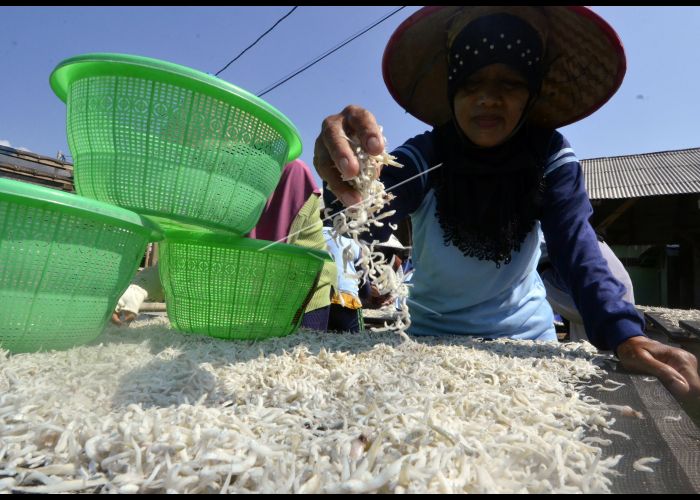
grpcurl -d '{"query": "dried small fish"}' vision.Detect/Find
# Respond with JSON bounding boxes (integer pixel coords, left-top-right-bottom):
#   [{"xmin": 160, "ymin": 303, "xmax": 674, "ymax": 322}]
[
  {"xmin": 581, "ymin": 437, "xmax": 612, "ymax": 446},
  {"xmin": 0, "ymin": 318, "xmax": 644, "ymax": 494},
  {"xmin": 588, "ymin": 384, "xmax": 624, "ymax": 392},
  {"xmin": 663, "ymin": 415, "xmax": 682, "ymax": 422},
  {"xmin": 602, "ymin": 428, "xmax": 631, "ymax": 440},
  {"xmin": 603, "ymin": 404, "xmax": 644, "ymax": 419},
  {"xmin": 11, "ymin": 478, "xmax": 107, "ymax": 494},
  {"xmin": 632, "ymin": 457, "xmax": 660, "ymax": 473},
  {"xmin": 349, "ymin": 434, "xmax": 369, "ymax": 461}
]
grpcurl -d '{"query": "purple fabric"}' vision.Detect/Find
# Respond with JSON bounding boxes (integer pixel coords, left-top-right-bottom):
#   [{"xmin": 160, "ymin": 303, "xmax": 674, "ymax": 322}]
[
  {"xmin": 300, "ymin": 305, "xmax": 330, "ymax": 331},
  {"xmin": 247, "ymin": 159, "xmax": 321, "ymax": 243}
]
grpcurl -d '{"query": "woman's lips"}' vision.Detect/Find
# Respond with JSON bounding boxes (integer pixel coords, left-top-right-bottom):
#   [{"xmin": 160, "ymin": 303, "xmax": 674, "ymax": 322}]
[{"xmin": 473, "ymin": 116, "xmax": 502, "ymax": 128}]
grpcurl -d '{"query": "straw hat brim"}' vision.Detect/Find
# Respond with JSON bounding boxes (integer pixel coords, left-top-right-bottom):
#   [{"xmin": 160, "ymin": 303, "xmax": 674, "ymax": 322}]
[{"xmin": 382, "ymin": 6, "xmax": 626, "ymax": 129}]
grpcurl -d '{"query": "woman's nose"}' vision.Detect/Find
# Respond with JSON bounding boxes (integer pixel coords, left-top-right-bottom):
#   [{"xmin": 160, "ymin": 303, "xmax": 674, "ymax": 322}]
[{"xmin": 477, "ymin": 89, "xmax": 501, "ymax": 106}]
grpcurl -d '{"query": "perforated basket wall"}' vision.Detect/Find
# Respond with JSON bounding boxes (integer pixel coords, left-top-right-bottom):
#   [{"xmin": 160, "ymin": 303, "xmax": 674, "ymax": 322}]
[
  {"xmin": 159, "ymin": 236, "xmax": 326, "ymax": 340},
  {"xmin": 66, "ymin": 75, "xmax": 290, "ymax": 234},
  {"xmin": 0, "ymin": 197, "xmax": 151, "ymax": 353}
]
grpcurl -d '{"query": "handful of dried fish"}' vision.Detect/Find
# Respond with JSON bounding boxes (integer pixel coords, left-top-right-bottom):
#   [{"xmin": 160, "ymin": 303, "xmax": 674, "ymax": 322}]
[
  {"xmin": 324, "ymin": 128, "xmax": 411, "ymax": 339},
  {"xmin": 0, "ymin": 317, "xmax": 638, "ymax": 493}
]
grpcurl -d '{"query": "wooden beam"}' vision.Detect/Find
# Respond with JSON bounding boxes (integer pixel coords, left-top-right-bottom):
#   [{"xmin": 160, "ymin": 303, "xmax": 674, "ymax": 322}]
[
  {"xmin": 645, "ymin": 312, "xmax": 698, "ymax": 342},
  {"xmin": 595, "ymin": 198, "xmax": 638, "ymax": 233}
]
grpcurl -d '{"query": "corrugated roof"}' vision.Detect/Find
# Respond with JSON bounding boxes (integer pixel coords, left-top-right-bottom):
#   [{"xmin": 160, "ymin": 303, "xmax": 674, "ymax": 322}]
[{"xmin": 581, "ymin": 147, "xmax": 700, "ymax": 200}]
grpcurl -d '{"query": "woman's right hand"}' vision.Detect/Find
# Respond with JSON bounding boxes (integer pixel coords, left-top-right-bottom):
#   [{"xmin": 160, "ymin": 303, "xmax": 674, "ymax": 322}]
[{"xmin": 313, "ymin": 105, "xmax": 386, "ymax": 207}]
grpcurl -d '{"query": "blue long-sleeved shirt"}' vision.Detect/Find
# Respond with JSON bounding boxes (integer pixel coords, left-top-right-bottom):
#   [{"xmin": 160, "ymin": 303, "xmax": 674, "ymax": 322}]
[{"xmin": 323, "ymin": 130, "xmax": 645, "ymax": 351}]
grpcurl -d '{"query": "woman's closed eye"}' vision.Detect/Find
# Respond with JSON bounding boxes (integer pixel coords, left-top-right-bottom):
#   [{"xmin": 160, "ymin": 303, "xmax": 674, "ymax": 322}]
[
  {"xmin": 462, "ymin": 81, "xmax": 482, "ymax": 93},
  {"xmin": 461, "ymin": 79, "xmax": 527, "ymax": 95}
]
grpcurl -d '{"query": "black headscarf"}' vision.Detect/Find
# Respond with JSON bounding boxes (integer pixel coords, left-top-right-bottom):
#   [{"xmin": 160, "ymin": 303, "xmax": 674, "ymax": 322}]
[{"xmin": 432, "ymin": 13, "xmax": 554, "ymax": 267}]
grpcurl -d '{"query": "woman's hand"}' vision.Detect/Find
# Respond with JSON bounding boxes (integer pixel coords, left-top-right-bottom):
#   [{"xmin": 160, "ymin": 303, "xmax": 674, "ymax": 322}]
[
  {"xmin": 313, "ymin": 105, "xmax": 385, "ymax": 207},
  {"xmin": 616, "ymin": 335, "xmax": 700, "ymax": 401}
]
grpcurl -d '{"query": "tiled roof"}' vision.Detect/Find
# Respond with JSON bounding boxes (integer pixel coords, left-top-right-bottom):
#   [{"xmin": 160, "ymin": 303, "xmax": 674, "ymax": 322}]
[
  {"xmin": 0, "ymin": 145, "xmax": 74, "ymax": 191},
  {"xmin": 2, "ymin": 143, "xmax": 699, "ymax": 200}
]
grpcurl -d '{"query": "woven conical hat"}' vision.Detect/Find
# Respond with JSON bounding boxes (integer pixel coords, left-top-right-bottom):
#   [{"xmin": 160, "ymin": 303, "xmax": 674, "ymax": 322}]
[{"xmin": 382, "ymin": 6, "xmax": 626, "ymax": 128}]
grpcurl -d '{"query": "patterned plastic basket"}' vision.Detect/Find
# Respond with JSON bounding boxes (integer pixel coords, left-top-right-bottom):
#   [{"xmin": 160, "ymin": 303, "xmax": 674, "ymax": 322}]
[
  {"xmin": 49, "ymin": 52, "xmax": 303, "ymax": 235},
  {"xmin": 0, "ymin": 178, "xmax": 162, "ymax": 353},
  {"xmin": 159, "ymin": 230, "xmax": 332, "ymax": 340}
]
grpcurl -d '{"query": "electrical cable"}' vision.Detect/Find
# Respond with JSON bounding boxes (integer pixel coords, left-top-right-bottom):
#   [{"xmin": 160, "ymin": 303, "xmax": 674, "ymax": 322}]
[
  {"xmin": 215, "ymin": 6, "xmax": 298, "ymax": 77},
  {"xmin": 257, "ymin": 6, "xmax": 405, "ymax": 97}
]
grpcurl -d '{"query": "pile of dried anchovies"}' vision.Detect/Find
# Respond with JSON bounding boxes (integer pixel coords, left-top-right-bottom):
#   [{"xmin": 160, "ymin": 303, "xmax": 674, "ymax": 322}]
[{"xmin": 0, "ymin": 317, "xmax": 643, "ymax": 494}]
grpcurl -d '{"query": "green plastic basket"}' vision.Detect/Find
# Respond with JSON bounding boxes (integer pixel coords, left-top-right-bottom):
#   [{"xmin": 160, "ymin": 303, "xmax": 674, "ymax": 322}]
[
  {"xmin": 0, "ymin": 178, "xmax": 162, "ymax": 353},
  {"xmin": 159, "ymin": 230, "xmax": 332, "ymax": 340},
  {"xmin": 49, "ymin": 52, "xmax": 303, "ymax": 235}
]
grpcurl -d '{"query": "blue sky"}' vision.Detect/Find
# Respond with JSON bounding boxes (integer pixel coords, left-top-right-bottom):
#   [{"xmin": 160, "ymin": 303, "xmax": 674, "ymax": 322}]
[{"xmin": 2, "ymin": 6, "xmax": 700, "ymax": 186}]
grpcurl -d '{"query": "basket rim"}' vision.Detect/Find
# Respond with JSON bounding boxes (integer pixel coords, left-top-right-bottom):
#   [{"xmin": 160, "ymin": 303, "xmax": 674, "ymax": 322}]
[
  {"xmin": 163, "ymin": 229, "xmax": 333, "ymax": 262},
  {"xmin": 49, "ymin": 52, "xmax": 303, "ymax": 163},
  {"xmin": 0, "ymin": 178, "xmax": 163, "ymax": 241}
]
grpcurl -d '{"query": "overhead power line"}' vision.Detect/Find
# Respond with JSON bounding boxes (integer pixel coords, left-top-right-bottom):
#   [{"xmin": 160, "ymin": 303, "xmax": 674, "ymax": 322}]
[
  {"xmin": 257, "ymin": 6, "xmax": 406, "ymax": 98},
  {"xmin": 215, "ymin": 6, "xmax": 299, "ymax": 77}
]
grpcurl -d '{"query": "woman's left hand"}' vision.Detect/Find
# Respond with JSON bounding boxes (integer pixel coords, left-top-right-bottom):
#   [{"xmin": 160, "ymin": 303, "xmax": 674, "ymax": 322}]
[{"xmin": 616, "ymin": 335, "xmax": 700, "ymax": 401}]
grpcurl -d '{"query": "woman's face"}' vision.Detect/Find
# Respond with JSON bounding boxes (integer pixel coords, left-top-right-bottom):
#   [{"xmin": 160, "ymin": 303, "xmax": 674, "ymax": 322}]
[{"xmin": 453, "ymin": 64, "xmax": 530, "ymax": 147}]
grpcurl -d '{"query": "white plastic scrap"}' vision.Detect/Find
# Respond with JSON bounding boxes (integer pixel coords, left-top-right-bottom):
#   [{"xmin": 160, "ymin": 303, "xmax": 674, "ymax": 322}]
[
  {"xmin": 0, "ymin": 318, "xmax": 643, "ymax": 493},
  {"xmin": 324, "ymin": 128, "xmax": 411, "ymax": 340}
]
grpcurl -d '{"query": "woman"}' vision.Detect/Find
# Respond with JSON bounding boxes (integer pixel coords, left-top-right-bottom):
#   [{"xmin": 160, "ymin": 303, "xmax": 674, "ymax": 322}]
[{"xmin": 314, "ymin": 6, "xmax": 699, "ymax": 399}]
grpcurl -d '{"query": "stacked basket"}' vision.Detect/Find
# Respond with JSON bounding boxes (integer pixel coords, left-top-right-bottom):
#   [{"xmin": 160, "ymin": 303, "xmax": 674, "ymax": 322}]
[
  {"xmin": 0, "ymin": 53, "xmax": 329, "ymax": 353},
  {"xmin": 0, "ymin": 178, "xmax": 161, "ymax": 352}
]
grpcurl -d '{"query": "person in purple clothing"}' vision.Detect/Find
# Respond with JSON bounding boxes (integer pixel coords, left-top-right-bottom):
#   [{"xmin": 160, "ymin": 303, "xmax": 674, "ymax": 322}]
[
  {"xmin": 113, "ymin": 159, "xmax": 337, "ymax": 331},
  {"xmin": 313, "ymin": 6, "xmax": 700, "ymax": 400}
]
